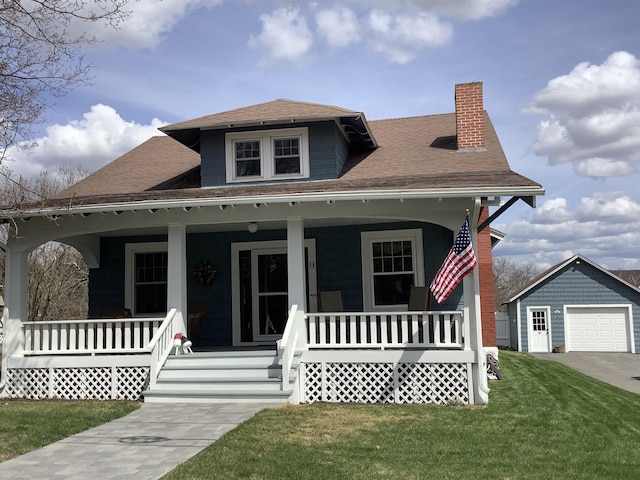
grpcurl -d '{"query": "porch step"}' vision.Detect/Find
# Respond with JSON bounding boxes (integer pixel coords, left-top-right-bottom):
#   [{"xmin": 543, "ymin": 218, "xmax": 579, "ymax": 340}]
[{"xmin": 143, "ymin": 350, "xmax": 299, "ymax": 404}]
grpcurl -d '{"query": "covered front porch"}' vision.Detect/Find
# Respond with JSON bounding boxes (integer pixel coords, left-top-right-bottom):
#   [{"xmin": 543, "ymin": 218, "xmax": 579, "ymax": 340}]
[
  {"xmin": 6, "ymin": 304, "xmax": 475, "ymax": 404},
  {"xmin": 1, "ymin": 195, "xmax": 489, "ymax": 404}
]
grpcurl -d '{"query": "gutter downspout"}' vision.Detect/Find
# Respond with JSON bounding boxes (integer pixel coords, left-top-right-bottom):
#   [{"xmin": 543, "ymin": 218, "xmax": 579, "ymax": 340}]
[{"xmin": 0, "ymin": 240, "xmax": 7, "ymax": 393}]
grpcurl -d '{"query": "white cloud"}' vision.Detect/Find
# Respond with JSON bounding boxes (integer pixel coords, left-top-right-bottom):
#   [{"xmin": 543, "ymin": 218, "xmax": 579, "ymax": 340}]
[
  {"xmin": 76, "ymin": 0, "xmax": 225, "ymax": 49},
  {"xmin": 366, "ymin": 10, "xmax": 453, "ymax": 64},
  {"xmin": 422, "ymin": 0, "xmax": 518, "ymax": 20},
  {"xmin": 529, "ymin": 197, "xmax": 571, "ymax": 223},
  {"xmin": 576, "ymin": 192, "xmax": 640, "ymax": 221},
  {"xmin": 494, "ymin": 193, "xmax": 640, "ymax": 269},
  {"xmin": 248, "ymin": 8, "xmax": 314, "ymax": 66},
  {"xmin": 310, "ymin": 1, "xmax": 518, "ymax": 21},
  {"xmin": 528, "ymin": 51, "xmax": 640, "ymax": 178},
  {"xmin": 574, "ymin": 158, "xmax": 635, "ymax": 177},
  {"xmin": 316, "ymin": 7, "xmax": 361, "ymax": 48},
  {"xmin": 251, "ymin": 1, "xmax": 514, "ymax": 66},
  {"xmin": 5, "ymin": 105, "xmax": 166, "ymax": 178}
]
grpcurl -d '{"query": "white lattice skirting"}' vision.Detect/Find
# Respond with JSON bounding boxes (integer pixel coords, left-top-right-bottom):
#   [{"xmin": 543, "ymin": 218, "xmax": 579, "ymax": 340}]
[
  {"xmin": 303, "ymin": 362, "xmax": 469, "ymax": 404},
  {"xmin": 5, "ymin": 367, "xmax": 149, "ymax": 400}
]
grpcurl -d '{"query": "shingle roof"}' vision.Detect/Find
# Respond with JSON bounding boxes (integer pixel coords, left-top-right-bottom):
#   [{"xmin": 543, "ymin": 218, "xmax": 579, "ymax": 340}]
[
  {"xmin": 160, "ymin": 99, "xmax": 360, "ymax": 132},
  {"xmin": 23, "ymin": 102, "xmax": 541, "ymax": 212},
  {"xmin": 54, "ymin": 136, "xmax": 200, "ymax": 198}
]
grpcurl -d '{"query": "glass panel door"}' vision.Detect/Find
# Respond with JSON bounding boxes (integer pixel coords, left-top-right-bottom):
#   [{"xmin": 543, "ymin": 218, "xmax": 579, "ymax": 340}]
[{"xmin": 252, "ymin": 249, "xmax": 288, "ymax": 341}]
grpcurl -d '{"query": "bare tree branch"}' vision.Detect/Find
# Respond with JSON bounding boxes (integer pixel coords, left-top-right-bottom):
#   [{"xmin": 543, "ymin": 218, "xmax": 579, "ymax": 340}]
[
  {"xmin": 0, "ymin": 0, "xmax": 131, "ymax": 162},
  {"xmin": 0, "ymin": 164, "xmax": 91, "ymax": 320},
  {"xmin": 493, "ymin": 257, "xmax": 542, "ymax": 312}
]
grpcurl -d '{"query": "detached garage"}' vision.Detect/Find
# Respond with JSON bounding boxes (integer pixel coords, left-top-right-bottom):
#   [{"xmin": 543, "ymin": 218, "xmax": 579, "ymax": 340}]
[{"xmin": 506, "ymin": 255, "xmax": 640, "ymax": 354}]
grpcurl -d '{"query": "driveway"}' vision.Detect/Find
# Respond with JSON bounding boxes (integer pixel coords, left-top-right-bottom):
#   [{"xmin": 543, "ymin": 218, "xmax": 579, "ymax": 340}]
[{"xmin": 530, "ymin": 352, "xmax": 640, "ymax": 395}]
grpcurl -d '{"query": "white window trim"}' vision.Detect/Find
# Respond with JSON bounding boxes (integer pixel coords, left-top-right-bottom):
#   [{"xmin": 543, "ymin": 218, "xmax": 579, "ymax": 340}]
[
  {"xmin": 361, "ymin": 229, "xmax": 424, "ymax": 311},
  {"xmin": 124, "ymin": 242, "xmax": 168, "ymax": 316},
  {"xmin": 225, "ymin": 127, "xmax": 309, "ymax": 183}
]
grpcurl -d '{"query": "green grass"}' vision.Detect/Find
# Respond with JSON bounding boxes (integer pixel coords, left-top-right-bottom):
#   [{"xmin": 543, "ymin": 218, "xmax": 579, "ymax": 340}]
[
  {"xmin": 164, "ymin": 352, "xmax": 640, "ymax": 480},
  {"xmin": 0, "ymin": 399, "xmax": 140, "ymax": 462}
]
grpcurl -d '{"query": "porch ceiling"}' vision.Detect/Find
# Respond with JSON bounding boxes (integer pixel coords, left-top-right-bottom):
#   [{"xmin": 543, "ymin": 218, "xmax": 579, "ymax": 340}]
[{"xmin": 97, "ymin": 217, "xmax": 404, "ymax": 237}]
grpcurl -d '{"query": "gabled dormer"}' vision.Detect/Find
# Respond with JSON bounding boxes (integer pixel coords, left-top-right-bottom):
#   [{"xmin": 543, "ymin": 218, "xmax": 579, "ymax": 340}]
[{"xmin": 159, "ymin": 99, "xmax": 377, "ymax": 187}]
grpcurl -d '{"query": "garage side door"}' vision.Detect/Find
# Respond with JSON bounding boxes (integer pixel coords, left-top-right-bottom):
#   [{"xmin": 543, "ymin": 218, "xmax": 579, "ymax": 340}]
[{"xmin": 567, "ymin": 306, "xmax": 629, "ymax": 352}]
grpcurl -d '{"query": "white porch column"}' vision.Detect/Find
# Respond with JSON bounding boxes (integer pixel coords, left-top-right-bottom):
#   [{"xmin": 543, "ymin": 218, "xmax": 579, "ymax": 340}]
[
  {"xmin": 3, "ymin": 250, "xmax": 29, "ymax": 364},
  {"xmin": 167, "ymin": 223, "xmax": 187, "ymax": 334},
  {"xmin": 287, "ymin": 218, "xmax": 307, "ymax": 312},
  {"xmin": 464, "ymin": 246, "xmax": 490, "ymax": 405}
]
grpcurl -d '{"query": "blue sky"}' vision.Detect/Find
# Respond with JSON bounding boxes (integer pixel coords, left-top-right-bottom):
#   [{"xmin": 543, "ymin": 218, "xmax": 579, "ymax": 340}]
[{"xmin": 7, "ymin": 0, "xmax": 640, "ymax": 270}]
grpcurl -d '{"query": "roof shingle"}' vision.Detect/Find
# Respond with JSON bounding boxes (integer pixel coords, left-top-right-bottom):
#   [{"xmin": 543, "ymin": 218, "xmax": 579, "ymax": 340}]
[{"xmin": 34, "ymin": 101, "xmax": 541, "ymax": 212}]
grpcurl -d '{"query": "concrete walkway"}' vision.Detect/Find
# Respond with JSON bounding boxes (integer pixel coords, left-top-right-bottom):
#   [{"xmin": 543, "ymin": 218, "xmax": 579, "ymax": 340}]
[
  {"xmin": 0, "ymin": 402, "xmax": 275, "ymax": 480},
  {"xmin": 531, "ymin": 352, "xmax": 640, "ymax": 395}
]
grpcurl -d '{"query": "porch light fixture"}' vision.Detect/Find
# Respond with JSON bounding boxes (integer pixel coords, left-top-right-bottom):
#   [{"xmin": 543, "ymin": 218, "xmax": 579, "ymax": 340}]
[{"xmin": 248, "ymin": 222, "xmax": 258, "ymax": 234}]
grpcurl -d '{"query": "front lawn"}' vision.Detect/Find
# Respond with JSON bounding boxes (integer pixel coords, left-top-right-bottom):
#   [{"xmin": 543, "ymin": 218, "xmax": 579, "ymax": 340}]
[
  {"xmin": 0, "ymin": 399, "xmax": 140, "ymax": 462},
  {"xmin": 165, "ymin": 351, "xmax": 640, "ymax": 480}
]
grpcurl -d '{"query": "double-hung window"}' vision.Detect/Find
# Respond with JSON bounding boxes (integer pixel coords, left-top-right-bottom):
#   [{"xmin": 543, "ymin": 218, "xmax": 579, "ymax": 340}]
[
  {"xmin": 226, "ymin": 127, "xmax": 309, "ymax": 182},
  {"xmin": 235, "ymin": 140, "xmax": 261, "ymax": 177},
  {"xmin": 273, "ymin": 137, "xmax": 301, "ymax": 174},
  {"xmin": 361, "ymin": 229, "xmax": 424, "ymax": 310},
  {"xmin": 125, "ymin": 242, "xmax": 168, "ymax": 315}
]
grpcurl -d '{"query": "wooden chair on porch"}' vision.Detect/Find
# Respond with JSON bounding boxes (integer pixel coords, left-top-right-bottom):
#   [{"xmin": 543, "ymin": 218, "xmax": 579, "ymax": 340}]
[
  {"xmin": 408, "ymin": 286, "xmax": 431, "ymax": 344},
  {"xmin": 187, "ymin": 305, "xmax": 208, "ymax": 344},
  {"xmin": 408, "ymin": 286, "xmax": 429, "ymax": 311},
  {"xmin": 318, "ymin": 291, "xmax": 344, "ymax": 312},
  {"xmin": 97, "ymin": 307, "xmax": 132, "ymax": 318}
]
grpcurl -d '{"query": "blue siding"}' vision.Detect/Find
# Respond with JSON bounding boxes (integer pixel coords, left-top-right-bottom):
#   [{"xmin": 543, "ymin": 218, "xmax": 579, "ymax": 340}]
[
  {"xmin": 307, "ymin": 122, "xmax": 348, "ymax": 180},
  {"xmin": 186, "ymin": 228, "xmax": 286, "ymax": 346},
  {"xmin": 89, "ymin": 222, "xmax": 456, "ymax": 347},
  {"xmin": 199, "ymin": 121, "xmax": 349, "ymax": 187},
  {"xmin": 200, "ymin": 131, "xmax": 225, "ymax": 186},
  {"xmin": 510, "ymin": 259, "xmax": 640, "ymax": 352},
  {"xmin": 88, "ymin": 235, "xmax": 167, "ymax": 318},
  {"xmin": 307, "ymin": 222, "xmax": 453, "ymax": 311}
]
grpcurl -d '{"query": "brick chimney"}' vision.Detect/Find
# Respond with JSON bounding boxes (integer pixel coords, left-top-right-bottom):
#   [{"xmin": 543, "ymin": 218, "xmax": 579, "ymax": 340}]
[{"xmin": 455, "ymin": 82, "xmax": 485, "ymax": 151}]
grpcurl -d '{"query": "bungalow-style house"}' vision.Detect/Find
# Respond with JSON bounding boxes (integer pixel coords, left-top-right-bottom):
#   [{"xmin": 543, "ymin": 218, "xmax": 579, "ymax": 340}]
[
  {"xmin": 0, "ymin": 82, "xmax": 543, "ymax": 404},
  {"xmin": 506, "ymin": 254, "xmax": 640, "ymax": 353}
]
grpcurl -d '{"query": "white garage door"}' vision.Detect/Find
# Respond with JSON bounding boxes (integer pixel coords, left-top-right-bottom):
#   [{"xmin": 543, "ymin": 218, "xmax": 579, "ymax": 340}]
[{"xmin": 567, "ymin": 306, "xmax": 630, "ymax": 352}]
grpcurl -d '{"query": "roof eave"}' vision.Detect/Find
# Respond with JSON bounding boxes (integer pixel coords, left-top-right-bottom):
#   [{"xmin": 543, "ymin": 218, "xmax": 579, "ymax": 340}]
[
  {"xmin": 160, "ymin": 113, "xmax": 378, "ymax": 150},
  {"xmin": 2, "ymin": 185, "xmax": 545, "ymax": 219}
]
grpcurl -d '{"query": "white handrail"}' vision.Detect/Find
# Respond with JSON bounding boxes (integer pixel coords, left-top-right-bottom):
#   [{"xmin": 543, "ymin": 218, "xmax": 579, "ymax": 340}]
[
  {"xmin": 148, "ymin": 308, "xmax": 178, "ymax": 389},
  {"xmin": 305, "ymin": 310, "xmax": 463, "ymax": 349},
  {"xmin": 278, "ymin": 304, "xmax": 305, "ymax": 391}
]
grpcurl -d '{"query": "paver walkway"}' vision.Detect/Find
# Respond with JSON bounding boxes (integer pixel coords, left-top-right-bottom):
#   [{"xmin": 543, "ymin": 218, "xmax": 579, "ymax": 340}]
[{"xmin": 0, "ymin": 402, "xmax": 275, "ymax": 480}]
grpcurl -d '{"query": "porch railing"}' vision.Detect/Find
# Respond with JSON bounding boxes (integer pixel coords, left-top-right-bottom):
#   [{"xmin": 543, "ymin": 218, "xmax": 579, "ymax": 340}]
[
  {"xmin": 148, "ymin": 308, "xmax": 178, "ymax": 389},
  {"xmin": 22, "ymin": 315, "xmax": 166, "ymax": 355},
  {"xmin": 277, "ymin": 304, "xmax": 305, "ymax": 391},
  {"xmin": 305, "ymin": 311, "xmax": 464, "ymax": 349}
]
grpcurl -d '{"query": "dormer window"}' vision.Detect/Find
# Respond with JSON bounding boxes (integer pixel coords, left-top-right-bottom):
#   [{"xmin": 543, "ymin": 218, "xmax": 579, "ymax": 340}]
[
  {"xmin": 225, "ymin": 127, "xmax": 309, "ymax": 182},
  {"xmin": 235, "ymin": 140, "xmax": 261, "ymax": 177}
]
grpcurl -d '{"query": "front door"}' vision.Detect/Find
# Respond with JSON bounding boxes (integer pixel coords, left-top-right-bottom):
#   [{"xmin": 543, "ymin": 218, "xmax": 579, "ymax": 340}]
[
  {"xmin": 253, "ymin": 249, "xmax": 288, "ymax": 341},
  {"xmin": 529, "ymin": 308, "xmax": 551, "ymax": 353},
  {"xmin": 232, "ymin": 239, "xmax": 317, "ymax": 345}
]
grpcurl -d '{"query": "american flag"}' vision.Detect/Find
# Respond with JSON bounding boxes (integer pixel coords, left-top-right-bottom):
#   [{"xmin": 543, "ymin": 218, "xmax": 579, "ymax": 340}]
[{"xmin": 429, "ymin": 216, "xmax": 477, "ymax": 304}]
